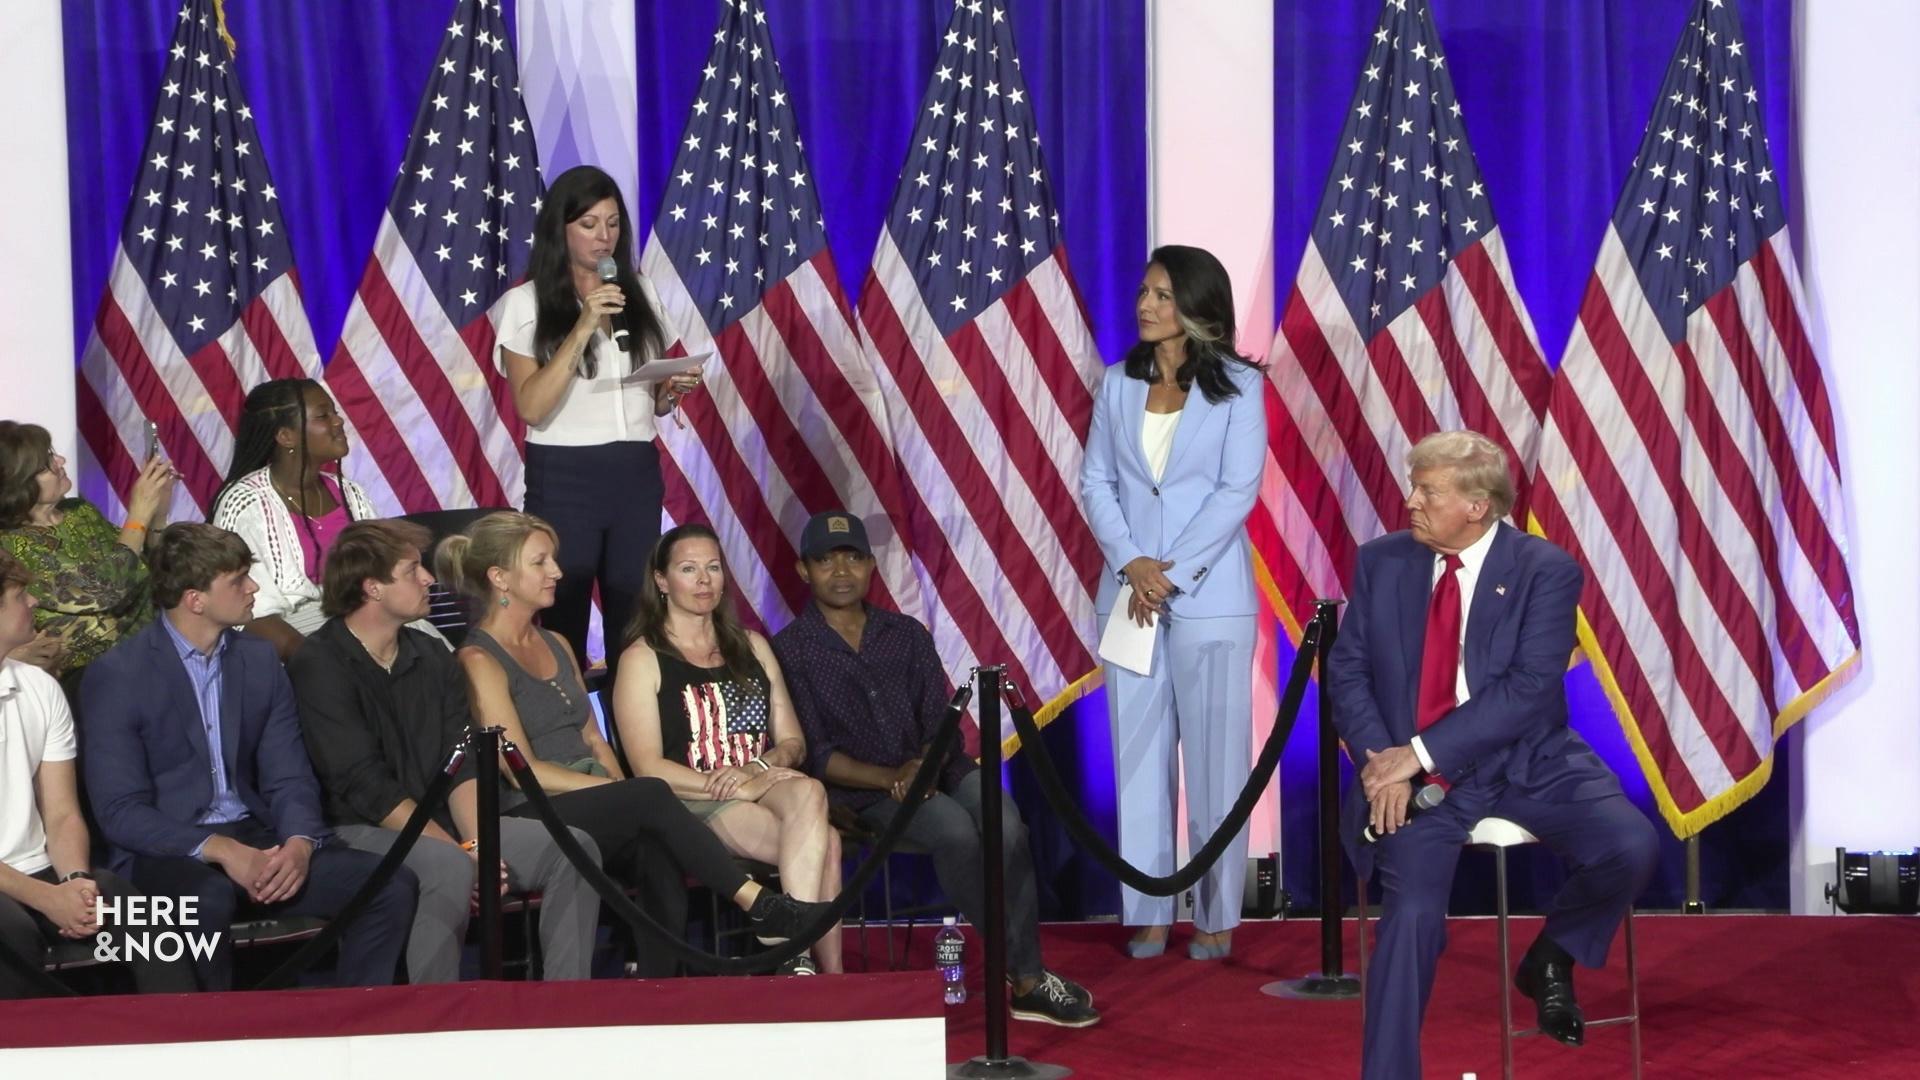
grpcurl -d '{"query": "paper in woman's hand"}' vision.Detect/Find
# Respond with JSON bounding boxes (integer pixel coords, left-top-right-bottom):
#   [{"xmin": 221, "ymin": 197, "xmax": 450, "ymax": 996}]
[
  {"xmin": 1098, "ymin": 584, "xmax": 1157, "ymax": 676},
  {"xmin": 619, "ymin": 350, "xmax": 712, "ymax": 384}
]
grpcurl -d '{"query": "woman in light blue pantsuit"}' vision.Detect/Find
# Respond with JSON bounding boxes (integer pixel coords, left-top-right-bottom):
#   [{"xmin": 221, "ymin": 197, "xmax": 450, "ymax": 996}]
[{"xmin": 1079, "ymin": 246, "xmax": 1267, "ymax": 960}]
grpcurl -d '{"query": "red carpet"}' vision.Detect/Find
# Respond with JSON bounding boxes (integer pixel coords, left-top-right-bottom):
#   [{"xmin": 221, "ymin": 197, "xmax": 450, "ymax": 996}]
[{"xmin": 841, "ymin": 915, "xmax": 1920, "ymax": 1077}]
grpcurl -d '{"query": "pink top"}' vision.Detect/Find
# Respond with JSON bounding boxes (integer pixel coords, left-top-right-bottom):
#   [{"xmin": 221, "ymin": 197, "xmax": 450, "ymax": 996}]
[{"xmin": 292, "ymin": 479, "xmax": 352, "ymax": 582}]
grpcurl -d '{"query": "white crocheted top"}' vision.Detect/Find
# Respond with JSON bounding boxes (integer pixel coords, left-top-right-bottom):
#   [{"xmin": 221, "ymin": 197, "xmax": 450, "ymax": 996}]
[{"xmin": 211, "ymin": 467, "xmax": 375, "ymax": 634}]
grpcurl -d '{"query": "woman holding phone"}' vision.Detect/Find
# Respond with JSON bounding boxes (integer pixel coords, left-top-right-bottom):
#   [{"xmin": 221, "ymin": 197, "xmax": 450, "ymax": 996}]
[
  {"xmin": 0, "ymin": 420, "xmax": 176, "ymax": 703},
  {"xmin": 495, "ymin": 165, "xmax": 703, "ymax": 678}
]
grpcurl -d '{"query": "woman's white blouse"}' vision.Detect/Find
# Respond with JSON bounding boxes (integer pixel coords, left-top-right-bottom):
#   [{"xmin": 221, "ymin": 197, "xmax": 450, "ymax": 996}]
[
  {"xmin": 1142, "ymin": 409, "xmax": 1180, "ymax": 483},
  {"xmin": 494, "ymin": 277, "xmax": 668, "ymax": 446},
  {"xmin": 211, "ymin": 467, "xmax": 376, "ymax": 633}
]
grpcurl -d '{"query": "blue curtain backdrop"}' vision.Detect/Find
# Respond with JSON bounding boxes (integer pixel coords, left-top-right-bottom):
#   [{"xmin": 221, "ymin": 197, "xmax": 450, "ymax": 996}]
[
  {"xmin": 60, "ymin": 0, "xmax": 1796, "ymax": 924},
  {"xmin": 1272, "ymin": 0, "xmax": 1797, "ymax": 917},
  {"xmin": 59, "ymin": 0, "xmax": 1147, "ymax": 922},
  {"xmin": 61, "ymin": 0, "xmax": 1149, "ymax": 378}
]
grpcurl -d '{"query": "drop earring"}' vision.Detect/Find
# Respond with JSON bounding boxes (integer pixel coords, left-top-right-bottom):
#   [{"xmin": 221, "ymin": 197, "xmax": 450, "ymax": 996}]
[{"xmin": 498, "ymin": 594, "xmax": 510, "ymax": 608}]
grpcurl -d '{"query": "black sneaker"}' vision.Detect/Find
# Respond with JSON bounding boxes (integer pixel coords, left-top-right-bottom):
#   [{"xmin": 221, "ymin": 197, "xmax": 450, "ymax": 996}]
[
  {"xmin": 747, "ymin": 890, "xmax": 832, "ymax": 943},
  {"xmin": 776, "ymin": 952, "xmax": 819, "ymax": 975},
  {"xmin": 1010, "ymin": 972, "xmax": 1101, "ymax": 1028},
  {"xmin": 1009, "ymin": 970, "xmax": 1093, "ymax": 1008}
]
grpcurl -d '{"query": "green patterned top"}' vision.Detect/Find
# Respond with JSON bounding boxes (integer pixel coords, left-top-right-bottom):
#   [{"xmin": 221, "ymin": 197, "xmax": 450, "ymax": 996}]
[{"xmin": 0, "ymin": 498, "xmax": 153, "ymax": 675}]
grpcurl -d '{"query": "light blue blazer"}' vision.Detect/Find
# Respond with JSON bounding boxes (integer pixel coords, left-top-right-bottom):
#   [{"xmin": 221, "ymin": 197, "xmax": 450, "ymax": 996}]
[{"xmin": 1078, "ymin": 359, "xmax": 1267, "ymax": 620}]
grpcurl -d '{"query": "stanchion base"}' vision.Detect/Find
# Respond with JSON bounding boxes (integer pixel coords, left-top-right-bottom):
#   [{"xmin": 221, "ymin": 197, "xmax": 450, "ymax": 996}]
[
  {"xmin": 1261, "ymin": 973, "xmax": 1362, "ymax": 1000},
  {"xmin": 947, "ymin": 1055, "xmax": 1072, "ymax": 1079},
  {"xmin": 1683, "ymin": 901, "xmax": 1706, "ymax": 915}
]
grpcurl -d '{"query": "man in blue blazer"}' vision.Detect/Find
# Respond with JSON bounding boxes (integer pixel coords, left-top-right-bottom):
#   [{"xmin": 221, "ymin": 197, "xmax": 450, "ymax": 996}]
[
  {"xmin": 1330, "ymin": 432, "xmax": 1657, "ymax": 1080},
  {"xmin": 82, "ymin": 523, "xmax": 415, "ymax": 990}
]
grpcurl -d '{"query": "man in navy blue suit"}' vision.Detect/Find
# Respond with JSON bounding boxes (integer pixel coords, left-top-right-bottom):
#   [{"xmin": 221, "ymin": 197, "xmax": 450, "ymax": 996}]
[
  {"xmin": 82, "ymin": 523, "xmax": 415, "ymax": 990},
  {"xmin": 1330, "ymin": 431, "xmax": 1658, "ymax": 1080}
]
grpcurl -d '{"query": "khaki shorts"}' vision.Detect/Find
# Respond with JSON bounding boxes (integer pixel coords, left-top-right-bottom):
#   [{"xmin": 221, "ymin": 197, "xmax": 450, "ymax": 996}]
[{"xmin": 680, "ymin": 796, "xmax": 746, "ymax": 822}]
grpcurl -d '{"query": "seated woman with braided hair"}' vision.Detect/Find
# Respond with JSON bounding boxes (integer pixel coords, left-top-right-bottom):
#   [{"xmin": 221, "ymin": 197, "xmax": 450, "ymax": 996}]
[
  {"xmin": 441, "ymin": 511, "xmax": 831, "ymax": 978},
  {"xmin": 210, "ymin": 379, "xmax": 374, "ymax": 660}
]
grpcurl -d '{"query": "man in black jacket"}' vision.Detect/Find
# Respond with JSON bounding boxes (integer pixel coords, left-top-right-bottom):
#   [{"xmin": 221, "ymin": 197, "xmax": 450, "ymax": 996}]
[{"xmin": 287, "ymin": 520, "xmax": 602, "ymax": 983}]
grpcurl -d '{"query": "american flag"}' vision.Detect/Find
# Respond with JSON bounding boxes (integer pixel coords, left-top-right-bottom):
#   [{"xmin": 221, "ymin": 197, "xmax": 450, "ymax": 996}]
[
  {"xmin": 855, "ymin": 0, "xmax": 1104, "ymax": 742},
  {"xmin": 324, "ymin": 0, "xmax": 540, "ymax": 516},
  {"xmin": 1256, "ymin": 0, "xmax": 1552, "ymax": 633},
  {"xmin": 640, "ymin": 0, "xmax": 924, "ymax": 632},
  {"xmin": 1530, "ymin": 0, "xmax": 1859, "ymax": 837},
  {"xmin": 77, "ymin": 0, "xmax": 320, "ymax": 518},
  {"xmin": 682, "ymin": 680, "xmax": 770, "ymax": 772}
]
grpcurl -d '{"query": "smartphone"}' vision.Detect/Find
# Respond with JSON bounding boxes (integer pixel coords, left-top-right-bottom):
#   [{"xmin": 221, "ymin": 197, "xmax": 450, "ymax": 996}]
[{"xmin": 144, "ymin": 420, "xmax": 160, "ymax": 462}]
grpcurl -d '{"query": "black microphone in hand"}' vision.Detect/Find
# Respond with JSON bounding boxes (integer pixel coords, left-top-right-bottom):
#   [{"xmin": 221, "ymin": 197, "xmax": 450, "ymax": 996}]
[
  {"xmin": 596, "ymin": 256, "xmax": 633, "ymax": 353},
  {"xmin": 1359, "ymin": 781, "xmax": 1447, "ymax": 844}
]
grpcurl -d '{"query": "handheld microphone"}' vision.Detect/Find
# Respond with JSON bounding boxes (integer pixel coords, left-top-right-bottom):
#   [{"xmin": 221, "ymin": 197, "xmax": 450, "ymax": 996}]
[
  {"xmin": 1359, "ymin": 781, "xmax": 1446, "ymax": 844},
  {"xmin": 595, "ymin": 256, "xmax": 633, "ymax": 353}
]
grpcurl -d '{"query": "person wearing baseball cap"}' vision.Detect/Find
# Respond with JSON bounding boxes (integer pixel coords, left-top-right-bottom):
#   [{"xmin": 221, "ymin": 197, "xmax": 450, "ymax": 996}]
[{"xmin": 772, "ymin": 510, "xmax": 1099, "ymax": 1027}]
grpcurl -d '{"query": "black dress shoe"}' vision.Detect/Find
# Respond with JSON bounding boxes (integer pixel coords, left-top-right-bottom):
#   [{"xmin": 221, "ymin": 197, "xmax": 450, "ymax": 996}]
[{"xmin": 1515, "ymin": 958, "xmax": 1585, "ymax": 1047}]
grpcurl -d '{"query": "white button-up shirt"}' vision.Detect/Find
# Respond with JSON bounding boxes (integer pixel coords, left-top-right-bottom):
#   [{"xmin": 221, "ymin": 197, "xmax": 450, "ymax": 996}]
[{"xmin": 495, "ymin": 278, "xmax": 666, "ymax": 446}]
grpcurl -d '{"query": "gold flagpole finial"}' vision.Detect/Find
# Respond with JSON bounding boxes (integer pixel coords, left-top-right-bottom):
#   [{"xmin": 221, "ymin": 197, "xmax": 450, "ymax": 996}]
[{"xmin": 212, "ymin": 0, "xmax": 237, "ymax": 57}]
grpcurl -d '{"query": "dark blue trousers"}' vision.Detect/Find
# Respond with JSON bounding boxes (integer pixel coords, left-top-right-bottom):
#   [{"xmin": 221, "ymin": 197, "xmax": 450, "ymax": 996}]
[
  {"xmin": 130, "ymin": 818, "xmax": 418, "ymax": 991},
  {"xmin": 1361, "ymin": 781, "xmax": 1658, "ymax": 1080},
  {"xmin": 523, "ymin": 439, "xmax": 664, "ymax": 674}
]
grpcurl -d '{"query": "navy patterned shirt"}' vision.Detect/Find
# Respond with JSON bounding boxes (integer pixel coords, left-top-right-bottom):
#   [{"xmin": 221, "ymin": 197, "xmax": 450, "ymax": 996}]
[{"xmin": 773, "ymin": 603, "xmax": 975, "ymax": 809}]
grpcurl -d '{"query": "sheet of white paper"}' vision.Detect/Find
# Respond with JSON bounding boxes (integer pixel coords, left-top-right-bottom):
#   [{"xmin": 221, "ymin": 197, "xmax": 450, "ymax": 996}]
[
  {"xmin": 1098, "ymin": 584, "xmax": 1157, "ymax": 677},
  {"xmin": 619, "ymin": 351, "xmax": 712, "ymax": 384}
]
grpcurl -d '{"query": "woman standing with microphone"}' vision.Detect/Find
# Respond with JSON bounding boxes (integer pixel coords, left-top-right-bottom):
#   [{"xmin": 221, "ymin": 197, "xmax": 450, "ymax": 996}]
[
  {"xmin": 1079, "ymin": 245, "xmax": 1267, "ymax": 961},
  {"xmin": 496, "ymin": 165, "xmax": 703, "ymax": 677}
]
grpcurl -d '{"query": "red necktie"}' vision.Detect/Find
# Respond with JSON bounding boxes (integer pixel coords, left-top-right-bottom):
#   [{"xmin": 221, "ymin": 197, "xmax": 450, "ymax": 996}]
[{"xmin": 1415, "ymin": 553, "xmax": 1465, "ymax": 784}]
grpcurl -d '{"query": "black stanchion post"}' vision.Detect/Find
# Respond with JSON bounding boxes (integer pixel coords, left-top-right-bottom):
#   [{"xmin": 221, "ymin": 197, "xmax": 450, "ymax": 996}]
[
  {"xmin": 1684, "ymin": 835, "xmax": 1705, "ymax": 913},
  {"xmin": 950, "ymin": 666, "xmax": 1068, "ymax": 1080},
  {"xmin": 472, "ymin": 725, "xmax": 504, "ymax": 980},
  {"xmin": 1264, "ymin": 601, "xmax": 1361, "ymax": 1000}
]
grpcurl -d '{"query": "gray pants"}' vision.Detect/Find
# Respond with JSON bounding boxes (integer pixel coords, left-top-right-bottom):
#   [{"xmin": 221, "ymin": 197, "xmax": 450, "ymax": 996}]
[
  {"xmin": 335, "ymin": 820, "xmax": 602, "ymax": 983},
  {"xmin": 856, "ymin": 769, "xmax": 1044, "ymax": 981}
]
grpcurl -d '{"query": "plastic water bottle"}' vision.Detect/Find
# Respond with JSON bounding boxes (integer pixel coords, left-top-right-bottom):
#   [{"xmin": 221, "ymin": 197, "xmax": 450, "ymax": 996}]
[{"xmin": 934, "ymin": 916, "xmax": 967, "ymax": 1005}]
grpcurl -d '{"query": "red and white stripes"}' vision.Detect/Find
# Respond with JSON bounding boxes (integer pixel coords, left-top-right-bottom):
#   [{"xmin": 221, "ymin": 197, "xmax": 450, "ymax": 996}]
[
  {"xmin": 1532, "ymin": 226, "xmax": 1859, "ymax": 834},
  {"xmin": 643, "ymin": 240, "xmax": 925, "ymax": 636},
  {"xmin": 325, "ymin": 212, "xmax": 524, "ymax": 517},
  {"xmin": 78, "ymin": 247, "xmax": 318, "ymax": 521},
  {"xmin": 857, "ymin": 235, "xmax": 1104, "ymax": 733},
  {"xmin": 1254, "ymin": 227, "xmax": 1552, "ymax": 629}
]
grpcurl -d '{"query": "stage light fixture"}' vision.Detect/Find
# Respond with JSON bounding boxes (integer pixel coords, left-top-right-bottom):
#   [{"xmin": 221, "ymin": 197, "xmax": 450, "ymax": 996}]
[{"xmin": 1826, "ymin": 847, "xmax": 1920, "ymax": 914}]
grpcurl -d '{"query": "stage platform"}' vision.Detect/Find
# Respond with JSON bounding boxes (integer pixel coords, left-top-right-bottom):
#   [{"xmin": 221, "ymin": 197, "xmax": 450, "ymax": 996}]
[
  {"xmin": 0, "ymin": 969, "xmax": 944, "ymax": 1076},
  {"xmin": 4, "ymin": 915, "xmax": 1915, "ymax": 1077},
  {"xmin": 919, "ymin": 915, "xmax": 1920, "ymax": 1078}
]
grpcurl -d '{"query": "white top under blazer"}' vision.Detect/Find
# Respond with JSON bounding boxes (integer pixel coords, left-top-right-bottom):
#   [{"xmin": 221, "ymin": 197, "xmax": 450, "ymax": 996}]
[
  {"xmin": 495, "ymin": 277, "xmax": 668, "ymax": 446},
  {"xmin": 1141, "ymin": 409, "xmax": 1180, "ymax": 483}
]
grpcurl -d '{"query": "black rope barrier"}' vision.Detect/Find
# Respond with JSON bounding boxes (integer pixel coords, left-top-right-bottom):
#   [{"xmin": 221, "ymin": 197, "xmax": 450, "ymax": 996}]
[
  {"xmin": 504, "ymin": 684, "xmax": 975, "ymax": 975},
  {"xmin": 252, "ymin": 742, "xmax": 467, "ymax": 990},
  {"xmin": 1002, "ymin": 608, "xmax": 1328, "ymax": 897}
]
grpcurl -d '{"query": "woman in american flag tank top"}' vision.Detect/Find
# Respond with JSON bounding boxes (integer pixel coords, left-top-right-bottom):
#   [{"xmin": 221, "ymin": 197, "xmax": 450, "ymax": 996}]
[{"xmin": 612, "ymin": 523, "xmax": 843, "ymax": 976}]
